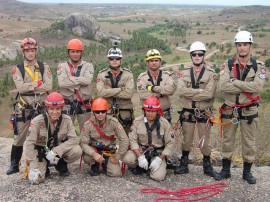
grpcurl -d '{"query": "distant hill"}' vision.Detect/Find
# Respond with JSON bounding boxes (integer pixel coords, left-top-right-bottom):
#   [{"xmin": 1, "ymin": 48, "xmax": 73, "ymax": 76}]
[{"xmin": 219, "ymin": 5, "xmax": 270, "ymax": 16}]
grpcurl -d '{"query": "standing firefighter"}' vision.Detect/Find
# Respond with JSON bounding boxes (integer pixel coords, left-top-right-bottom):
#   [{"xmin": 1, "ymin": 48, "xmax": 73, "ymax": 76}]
[
  {"xmin": 174, "ymin": 41, "xmax": 219, "ymax": 179},
  {"xmin": 122, "ymin": 96, "xmax": 175, "ymax": 181},
  {"xmin": 25, "ymin": 92, "xmax": 82, "ymax": 185},
  {"xmin": 216, "ymin": 31, "xmax": 265, "ymax": 184},
  {"xmin": 137, "ymin": 49, "xmax": 175, "ymax": 123},
  {"xmin": 57, "ymin": 39, "xmax": 94, "ymax": 131},
  {"xmin": 80, "ymin": 98, "xmax": 129, "ymax": 177},
  {"xmin": 96, "ymin": 41, "xmax": 135, "ymax": 134},
  {"xmin": 7, "ymin": 37, "xmax": 52, "ymax": 175}
]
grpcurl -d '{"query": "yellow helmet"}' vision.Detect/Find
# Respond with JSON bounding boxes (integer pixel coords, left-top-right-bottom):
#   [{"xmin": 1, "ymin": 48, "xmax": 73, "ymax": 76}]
[{"xmin": 145, "ymin": 49, "xmax": 162, "ymax": 61}]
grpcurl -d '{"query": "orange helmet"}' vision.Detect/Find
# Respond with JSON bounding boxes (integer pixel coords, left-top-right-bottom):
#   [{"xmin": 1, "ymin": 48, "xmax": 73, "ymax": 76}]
[
  {"xmin": 91, "ymin": 98, "xmax": 109, "ymax": 111},
  {"xmin": 45, "ymin": 92, "xmax": 65, "ymax": 107},
  {"xmin": 143, "ymin": 96, "xmax": 161, "ymax": 111},
  {"xmin": 67, "ymin": 39, "xmax": 84, "ymax": 51},
  {"xmin": 21, "ymin": 38, "xmax": 38, "ymax": 51}
]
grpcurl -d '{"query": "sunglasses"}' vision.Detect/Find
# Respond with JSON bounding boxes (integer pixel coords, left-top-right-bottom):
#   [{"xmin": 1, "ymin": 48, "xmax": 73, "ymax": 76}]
[
  {"xmin": 191, "ymin": 53, "xmax": 205, "ymax": 57},
  {"xmin": 94, "ymin": 110, "xmax": 107, "ymax": 114},
  {"xmin": 109, "ymin": 58, "xmax": 121, "ymax": 61}
]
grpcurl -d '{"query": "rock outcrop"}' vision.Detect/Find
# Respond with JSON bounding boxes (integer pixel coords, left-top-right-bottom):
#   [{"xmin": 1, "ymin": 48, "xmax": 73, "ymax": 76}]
[{"xmin": 63, "ymin": 13, "xmax": 100, "ymax": 37}]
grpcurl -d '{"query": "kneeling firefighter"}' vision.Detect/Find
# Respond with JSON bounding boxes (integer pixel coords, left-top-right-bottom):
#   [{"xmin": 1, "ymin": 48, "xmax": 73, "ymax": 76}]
[
  {"xmin": 80, "ymin": 98, "xmax": 129, "ymax": 177},
  {"xmin": 122, "ymin": 96, "xmax": 175, "ymax": 181},
  {"xmin": 25, "ymin": 92, "xmax": 82, "ymax": 185}
]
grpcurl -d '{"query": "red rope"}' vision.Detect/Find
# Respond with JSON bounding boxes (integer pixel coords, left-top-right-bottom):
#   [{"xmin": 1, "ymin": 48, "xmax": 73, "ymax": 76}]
[{"xmin": 140, "ymin": 182, "xmax": 227, "ymax": 202}]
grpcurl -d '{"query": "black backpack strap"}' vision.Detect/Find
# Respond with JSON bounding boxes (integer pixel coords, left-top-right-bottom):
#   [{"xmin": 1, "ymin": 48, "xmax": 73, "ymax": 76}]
[
  {"xmin": 17, "ymin": 63, "xmax": 25, "ymax": 79},
  {"xmin": 147, "ymin": 70, "xmax": 163, "ymax": 86},
  {"xmin": 37, "ymin": 61, "xmax": 45, "ymax": 80},
  {"xmin": 144, "ymin": 115, "xmax": 161, "ymax": 147},
  {"xmin": 251, "ymin": 58, "xmax": 257, "ymax": 73},
  {"xmin": 190, "ymin": 67, "xmax": 205, "ymax": 108},
  {"xmin": 17, "ymin": 61, "xmax": 45, "ymax": 80},
  {"xmin": 75, "ymin": 65, "xmax": 83, "ymax": 77},
  {"xmin": 43, "ymin": 113, "xmax": 63, "ymax": 149},
  {"xmin": 108, "ymin": 71, "xmax": 123, "ymax": 88},
  {"xmin": 228, "ymin": 58, "xmax": 234, "ymax": 72}
]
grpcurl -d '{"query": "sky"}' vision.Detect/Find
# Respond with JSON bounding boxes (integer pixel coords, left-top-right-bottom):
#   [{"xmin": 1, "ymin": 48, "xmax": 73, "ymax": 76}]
[{"xmin": 18, "ymin": 0, "xmax": 270, "ymax": 6}]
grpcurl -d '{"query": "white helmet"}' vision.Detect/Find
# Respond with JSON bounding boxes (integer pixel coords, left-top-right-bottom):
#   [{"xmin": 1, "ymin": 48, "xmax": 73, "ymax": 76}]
[
  {"xmin": 189, "ymin": 41, "xmax": 206, "ymax": 53},
  {"xmin": 107, "ymin": 47, "xmax": 122, "ymax": 58},
  {"xmin": 234, "ymin": 31, "xmax": 253, "ymax": 43}
]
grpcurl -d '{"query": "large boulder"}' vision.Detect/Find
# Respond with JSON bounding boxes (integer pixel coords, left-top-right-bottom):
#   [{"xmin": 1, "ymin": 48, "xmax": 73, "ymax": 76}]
[
  {"xmin": 64, "ymin": 13, "xmax": 100, "ymax": 37},
  {"xmin": 0, "ymin": 41, "xmax": 21, "ymax": 61}
]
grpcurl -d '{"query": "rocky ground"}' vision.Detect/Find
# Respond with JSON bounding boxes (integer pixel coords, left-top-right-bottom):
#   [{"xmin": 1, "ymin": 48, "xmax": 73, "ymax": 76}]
[{"xmin": 1, "ymin": 137, "xmax": 269, "ymax": 202}]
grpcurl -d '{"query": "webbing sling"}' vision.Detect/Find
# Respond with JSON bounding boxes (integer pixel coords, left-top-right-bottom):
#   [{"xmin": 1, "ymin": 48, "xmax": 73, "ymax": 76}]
[
  {"xmin": 147, "ymin": 70, "xmax": 163, "ymax": 86},
  {"xmin": 42, "ymin": 113, "xmax": 63, "ymax": 149},
  {"xmin": 88, "ymin": 118, "xmax": 115, "ymax": 141},
  {"xmin": 17, "ymin": 61, "xmax": 45, "ymax": 80},
  {"xmin": 106, "ymin": 71, "xmax": 123, "ymax": 109},
  {"xmin": 16, "ymin": 61, "xmax": 45, "ymax": 105},
  {"xmin": 144, "ymin": 115, "xmax": 161, "ymax": 146},
  {"xmin": 229, "ymin": 57, "xmax": 260, "ymax": 104},
  {"xmin": 67, "ymin": 62, "xmax": 90, "ymax": 109},
  {"xmin": 190, "ymin": 67, "xmax": 205, "ymax": 108}
]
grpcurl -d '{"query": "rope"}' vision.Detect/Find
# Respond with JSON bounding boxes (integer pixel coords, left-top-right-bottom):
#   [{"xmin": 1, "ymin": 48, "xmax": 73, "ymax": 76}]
[{"xmin": 140, "ymin": 182, "xmax": 227, "ymax": 202}]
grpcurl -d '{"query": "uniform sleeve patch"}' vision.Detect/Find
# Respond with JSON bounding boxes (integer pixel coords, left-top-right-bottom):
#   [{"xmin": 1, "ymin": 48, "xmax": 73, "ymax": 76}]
[
  {"xmin": 259, "ymin": 74, "xmax": 266, "ymax": 80},
  {"xmin": 47, "ymin": 69, "xmax": 52, "ymax": 77},
  {"xmin": 96, "ymin": 77, "xmax": 101, "ymax": 83},
  {"xmin": 220, "ymin": 70, "xmax": 225, "ymax": 75},
  {"xmin": 29, "ymin": 122, "xmax": 34, "ymax": 128},
  {"xmin": 82, "ymin": 127, "xmax": 85, "ymax": 132},
  {"xmin": 220, "ymin": 64, "xmax": 225, "ymax": 70},
  {"xmin": 261, "ymin": 68, "xmax": 266, "ymax": 74},
  {"xmin": 212, "ymin": 74, "xmax": 217, "ymax": 81},
  {"xmin": 12, "ymin": 67, "xmax": 17, "ymax": 75},
  {"xmin": 118, "ymin": 124, "xmax": 124, "ymax": 130}
]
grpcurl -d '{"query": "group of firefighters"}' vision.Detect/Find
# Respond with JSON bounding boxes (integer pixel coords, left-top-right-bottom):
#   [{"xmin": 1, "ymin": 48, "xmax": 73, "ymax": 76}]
[{"xmin": 6, "ymin": 30, "xmax": 265, "ymax": 185}]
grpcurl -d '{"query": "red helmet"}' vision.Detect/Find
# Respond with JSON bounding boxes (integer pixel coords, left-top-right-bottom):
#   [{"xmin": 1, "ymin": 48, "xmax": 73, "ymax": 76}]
[
  {"xmin": 91, "ymin": 98, "xmax": 109, "ymax": 111},
  {"xmin": 21, "ymin": 38, "xmax": 38, "ymax": 51},
  {"xmin": 67, "ymin": 39, "xmax": 84, "ymax": 51},
  {"xmin": 143, "ymin": 96, "xmax": 161, "ymax": 111},
  {"xmin": 45, "ymin": 92, "xmax": 65, "ymax": 107}
]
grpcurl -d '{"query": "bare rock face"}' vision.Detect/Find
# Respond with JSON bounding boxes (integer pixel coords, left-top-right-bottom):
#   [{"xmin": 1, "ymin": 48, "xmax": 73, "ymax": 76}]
[
  {"xmin": 0, "ymin": 41, "xmax": 21, "ymax": 61},
  {"xmin": 64, "ymin": 13, "xmax": 100, "ymax": 37}
]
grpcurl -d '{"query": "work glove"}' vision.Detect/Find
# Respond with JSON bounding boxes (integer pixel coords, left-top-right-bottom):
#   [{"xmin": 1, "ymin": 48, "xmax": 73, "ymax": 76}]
[
  {"xmin": 46, "ymin": 150, "xmax": 60, "ymax": 165},
  {"xmin": 149, "ymin": 156, "xmax": 162, "ymax": 172},
  {"xmin": 138, "ymin": 155, "xmax": 148, "ymax": 170},
  {"xmin": 28, "ymin": 168, "xmax": 41, "ymax": 185},
  {"xmin": 146, "ymin": 85, "xmax": 154, "ymax": 92}
]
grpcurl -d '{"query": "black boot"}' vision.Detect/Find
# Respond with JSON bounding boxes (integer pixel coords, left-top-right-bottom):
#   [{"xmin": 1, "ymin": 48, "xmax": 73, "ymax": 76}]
[
  {"xmin": 215, "ymin": 158, "xmax": 231, "ymax": 180},
  {"xmin": 129, "ymin": 166, "xmax": 145, "ymax": 175},
  {"xmin": 174, "ymin": 151, "xmax": 189, "ymax": 174},
  {"xmin": 55, "ymin": 158, "xmax": 69, "ymax": 176},
  {"xmin": 90, "ymin": 163, "xmax": 101, "ymax": 176},
  {"xmin": 45, "ymin": 165, "xmax": 50, "ymax": 177},
  {"xmin": 203, "ymin": 155, "xmax": 218, "ymax": 178},
  {"xmin": 243, "ymin": 162, "xmax": 256, "ymax": 184},
  {"xmin": 6, "ymin": 145, "xmax": 23, "ymax": 175}
]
